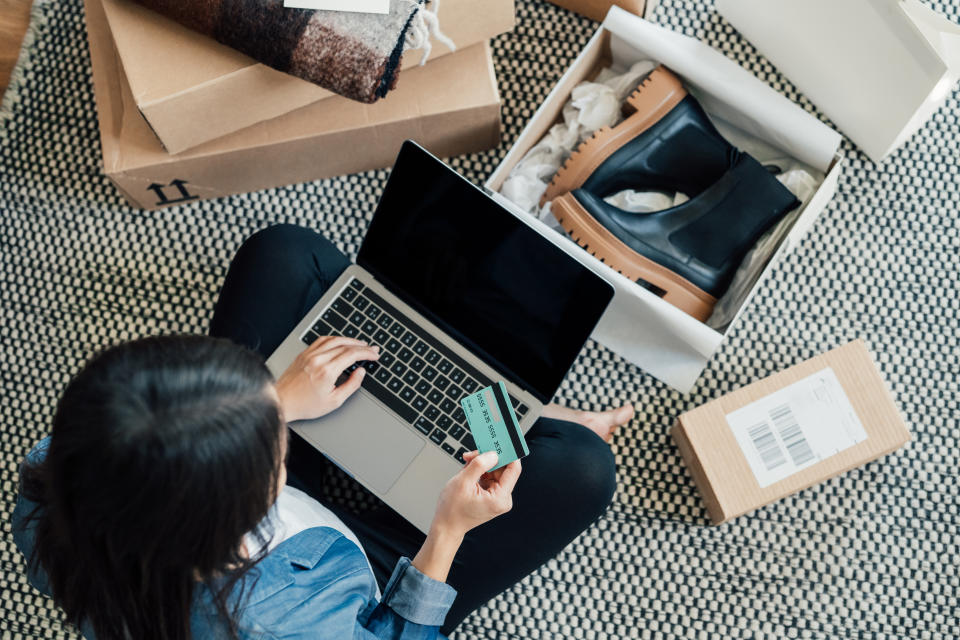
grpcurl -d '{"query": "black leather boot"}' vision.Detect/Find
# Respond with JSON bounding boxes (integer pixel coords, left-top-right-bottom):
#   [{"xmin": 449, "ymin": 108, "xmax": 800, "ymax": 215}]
[
  {"xmin": 550, "ymin": 154, "xmax": 800, "ymax": 322},
  {"xmin": 541, "ymin": 65, "xmax": 736, "ymax": 207}
]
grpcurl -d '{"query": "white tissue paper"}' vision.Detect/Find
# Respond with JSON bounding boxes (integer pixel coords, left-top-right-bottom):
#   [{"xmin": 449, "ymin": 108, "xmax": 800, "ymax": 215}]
[{"xmin": 500, "ymin": 62, "xmax": 824, "ymax": 332}]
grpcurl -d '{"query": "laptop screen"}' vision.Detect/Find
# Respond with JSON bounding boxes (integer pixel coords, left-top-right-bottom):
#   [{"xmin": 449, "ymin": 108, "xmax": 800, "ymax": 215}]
[{"xmin": 357, "ymin": 142, "xmax": 614, "ymax": 404}]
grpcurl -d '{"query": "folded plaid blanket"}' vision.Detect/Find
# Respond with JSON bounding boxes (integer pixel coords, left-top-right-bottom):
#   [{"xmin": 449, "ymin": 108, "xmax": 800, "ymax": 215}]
[{"xmin": 132, "ymin": 0, "xmax": 451, "ymax": 103}]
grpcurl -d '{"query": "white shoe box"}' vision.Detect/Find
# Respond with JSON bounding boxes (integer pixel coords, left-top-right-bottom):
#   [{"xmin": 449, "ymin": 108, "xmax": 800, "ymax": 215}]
[{"xmin": 485, "ymin": 8, "xmax": 845, "ymax": 393}]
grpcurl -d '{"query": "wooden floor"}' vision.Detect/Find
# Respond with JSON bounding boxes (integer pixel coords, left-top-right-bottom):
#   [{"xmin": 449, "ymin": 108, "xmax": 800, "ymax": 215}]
[{"xmin": 0, "ymin": 0, "xmax": 32, "ymax": 97}]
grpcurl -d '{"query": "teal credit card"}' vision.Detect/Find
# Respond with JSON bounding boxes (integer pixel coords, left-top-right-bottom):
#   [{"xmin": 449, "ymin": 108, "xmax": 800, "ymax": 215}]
[{"xmin": 460, "ymin": 381, "xmax": 529, "ymax": 471}]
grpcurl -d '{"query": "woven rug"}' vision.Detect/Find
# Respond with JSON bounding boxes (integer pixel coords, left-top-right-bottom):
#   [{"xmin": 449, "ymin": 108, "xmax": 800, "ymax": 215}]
[{"xmin": 1, "ymin": 0, "xmax": 958, "ymax": 638}]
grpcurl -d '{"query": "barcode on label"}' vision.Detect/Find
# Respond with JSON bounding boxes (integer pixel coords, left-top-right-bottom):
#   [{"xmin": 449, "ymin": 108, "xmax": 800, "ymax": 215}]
[
  {"xmin": 748, "ymin": 422, "xmax": 786, "ymax": 471},
  {"xmin": 770, "ymin": 404, "xmax": 815, "ymax": 466}
]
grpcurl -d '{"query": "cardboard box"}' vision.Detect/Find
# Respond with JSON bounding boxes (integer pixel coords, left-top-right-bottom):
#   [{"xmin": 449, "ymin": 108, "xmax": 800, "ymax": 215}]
[
  {"xmin": 485, "ymin": 8, "xmax": 844, "ymax": 393},
  {"xmin": 717, "ymin": 0, "xmax": 960, "ymax": 163},
  {"xmin": 85, "ymin": 0, "xmax": 502, "ymax": 210},
  {"xmin": 546, "ymin": 0, "xmax": 647, "ymax": 22},
  {"xmin": 671, "ymin": 340, "xmax": 910, "ymax": 524},
  {"xmin": 100, "ymin": 0, "xmax": 515, "ymax": 153}
]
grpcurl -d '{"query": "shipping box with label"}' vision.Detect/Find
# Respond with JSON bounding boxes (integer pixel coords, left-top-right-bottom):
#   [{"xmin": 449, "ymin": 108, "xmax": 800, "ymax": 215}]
[
  {"xmin": 671, "ymin": 340, "xmax": 910, "ymax": 524},
  {"xmin": 85, "ymin": 0, "xmax": 502, "ymax": 209},
  {"xmin": 100, "ymin": 0, "xmax": 515, "ymax": 153}
]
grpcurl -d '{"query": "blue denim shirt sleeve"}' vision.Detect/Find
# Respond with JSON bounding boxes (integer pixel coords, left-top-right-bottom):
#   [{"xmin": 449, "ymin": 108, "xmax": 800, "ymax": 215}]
[
  {"xmin": 373, "ymin": 557, "xmax": 458, "ymax": 626},
  {"xmin": 11, "ymin": 437, "xmax": 53, "ymax": 597}
]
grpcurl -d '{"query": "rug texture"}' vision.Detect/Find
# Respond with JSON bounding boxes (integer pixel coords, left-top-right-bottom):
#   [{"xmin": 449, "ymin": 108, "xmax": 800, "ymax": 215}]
[{"xmin": 1, "ymin": 0, "xmax": 958, "ymax": 638}]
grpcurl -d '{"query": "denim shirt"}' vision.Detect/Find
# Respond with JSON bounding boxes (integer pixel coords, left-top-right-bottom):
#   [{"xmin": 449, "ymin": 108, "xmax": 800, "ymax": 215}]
[{"xmin": 12, "ymin": 438, "xmax": 457, "ymax": 639}]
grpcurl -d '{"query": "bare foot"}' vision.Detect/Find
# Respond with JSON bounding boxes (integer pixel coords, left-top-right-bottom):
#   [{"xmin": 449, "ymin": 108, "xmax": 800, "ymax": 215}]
[{"xmin": 541, "ymin": 402, "xmax": 634, "ymax": 442}]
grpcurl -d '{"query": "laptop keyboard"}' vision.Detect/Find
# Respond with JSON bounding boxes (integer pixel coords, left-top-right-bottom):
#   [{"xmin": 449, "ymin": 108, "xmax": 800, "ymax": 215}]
[{"xmin": 301, "ymin": 278, "xmax": 529, "ymax": 465}]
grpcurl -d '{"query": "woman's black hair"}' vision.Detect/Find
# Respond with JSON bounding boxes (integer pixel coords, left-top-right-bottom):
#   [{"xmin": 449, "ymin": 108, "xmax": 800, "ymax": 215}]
[{"xmin": 20, "ymin": 335, "xmax": 284, "ymax": 640}]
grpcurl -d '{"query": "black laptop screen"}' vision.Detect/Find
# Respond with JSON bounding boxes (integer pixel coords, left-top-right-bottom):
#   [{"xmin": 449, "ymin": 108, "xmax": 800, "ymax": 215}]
[{"xmin": 356, "ymin": 143, "xmax": 613, "ymax": 404}]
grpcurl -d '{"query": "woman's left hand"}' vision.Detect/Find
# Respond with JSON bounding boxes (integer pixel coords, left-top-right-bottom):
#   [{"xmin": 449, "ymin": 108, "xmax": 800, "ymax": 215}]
[{"xmin": 275, "ymin": 336, "xmax": 380, "ymax": 422}]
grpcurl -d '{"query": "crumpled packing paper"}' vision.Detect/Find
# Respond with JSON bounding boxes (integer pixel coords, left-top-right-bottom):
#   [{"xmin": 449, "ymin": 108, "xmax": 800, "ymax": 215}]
[{"xmin": 500, "ymin": 62, "xmax": 824, "ymax": 331}]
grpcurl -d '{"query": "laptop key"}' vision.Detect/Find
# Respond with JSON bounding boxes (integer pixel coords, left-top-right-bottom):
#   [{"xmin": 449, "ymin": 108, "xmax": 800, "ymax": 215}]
[
  {"xmin": 389, "ymin": 323, "xmax": 405, "ymax": 337},
  {"xmin": 441, "ymin": 442, "xmax": 456, "ymax": 456},
  {"xmin": 421, "ymin": 366, "xmax": 438, "ymax": 381},
  {"xmin": 425, "ymin": 350, "xmax": 441, "ymax": 365},
  {"xmin": 390, "ymin": 362, "xmax": 407, "ymax": 377},
  {"xmin": 374, "ymin": 329, "xmax": 390, "ymax": 343},
  {"xmin": 448, "ymin": 425, "xmax": 465, "ymax": 440},
  {"xmin": 403, "ymin": 370, "xmax": 418, "ymax": 386},
  {"xmin": 311, "ymin": 319, "xmax": 332, "ymax": 336},
  {"xmin": 362, "ymin": 361, "xmax": 379, "ymax": 373},
  {"xmin": 331, "ymin": 298, "xmax": 352, "ymax": 316},
  {"xmin": 353, "ymin": 296, "xmax": 370, "ymax": 311},
  {"xmin": 321, "ymin": 309, "xmax": 346, "ymax": 331},
  {"xmin": 425, "ymin": 406, "xmax": 440, "ymax": 421},
  {"xmin": 387, "ymin": 377, "xmax": 403, "ymax": 393},
  {"xmin": 449, "ymin": 369, "xmax": 465, "ymax": 384},
  {"xmin": 409, "ymin": 357, "xmax": 425, "ymax": 372},
  {"xmin": 461, "ymin": 433, "xmax": 476, "ymax": 450},
  {"xmin": 461, "ymin": 378, "xmax": 478, "ymax": 393},
  {"xmin": 440, "ymin": 398, "xmax": 456, "ymax": 414},
  {"xmin": 437, "ymin": 415, "xmax": 452, "ymax": 430},
  {"xmin": 375, "ymin": 367, "xmax": 391, "ymax": 383},
  {"xmin": 398, "ymin": 348, "xmax": 414, "ymax": 363},
  {"xmin": 412, "ymin": 395, "xmax": 428, "ymax": 412},
  {"xmin": 510, "ymin": 396, "xmax": 520, "ymax": 409},
  {"xmin": 413, "ymin": 340, "xmax": 429, "ymax": 356},
  {"xmin": 350, "ymin": 311, "xmax": 366, "ymax": 326},
  {"xmin": 437, "ymin": 359, "xmax": 453, "ymax": 374},
  {"xmin": 301, "ymin": 330, "xmax": 319, "ymax": 345},
  {"xmin": 362, "ymin": 320, "xmax": 378, "ymax": 335},
  {"xmin": 358, "ymin": 334, "xmax": 372, "ymax": 344},
  {"xmin": 361, "ymin": 373, "xmax": 417, "ymax": 424},
  {"xmin": 342, "ymin": 325, "xmax": 359, "ymax": 338},
  {"xmin": 427, "ymin": 389, "xmax": 444, "ymax": 405},
  {"xmin": 400, "ymin": 331, "xmax": 418, "ymax": 347},
  {"xmin": 452, "ymin": 407, "xmax": 466, "ymax": 423},
  {"xmin": 365, "ymin": 305, "xmax": 381, "ymax": 320},
  {"xmin": 342, "ymin": 287, "xmax": 357, "ymax": 302},
  {"xmin": 429, "ymin": 429, "xmax": 446, "ymax": 445},
  {"xmin": 434, "ymin": 376, "xmax": 450, "ymax": 391},
  {"xmin": 400, "ymin": 386, "xmax": 415, "ymax": 403},
  {"xmin": 349, "ymin": 279, "xmax": 364, "ymax": 291},
  {"xmin": 379, "ymin": 353, "xmax": 396, "ymax": 368},
  {"xmin": 414, "ymin": 417, "xmax": 433, "ymax": 436},
  {"xmin": 517, "ymin": 404, "xmax": 528, "ymax": 417},
  {"xmin": 454, "ymin": 448, "xmax": 467, "ymax": 464},
  {"xmin": 386, "ymin": 338, "xmax": 402, "ymax": 353},
  {"xmin": 415, "ymin": 380, "xmax": 431, "ymax": 395},
  {"xmin": 446, "ymin": 384, "xmax": 463, "ymax": 400},
  {"xmin": 377, "ymin": 314, "xmax": 393, "ymax": 329}
]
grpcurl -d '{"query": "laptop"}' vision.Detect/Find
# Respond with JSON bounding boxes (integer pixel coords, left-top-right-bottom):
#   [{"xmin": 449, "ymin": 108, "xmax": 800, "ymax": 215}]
[{"xmin": 266, "ymin": 141, "xmax": 614, "ymax": 533}]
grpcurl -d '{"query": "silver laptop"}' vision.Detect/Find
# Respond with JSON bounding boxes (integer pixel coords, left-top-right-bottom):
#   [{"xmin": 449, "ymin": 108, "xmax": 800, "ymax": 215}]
[{"xmin": 267, "ymin": 141, "xmax": 614, "ymax": 533}]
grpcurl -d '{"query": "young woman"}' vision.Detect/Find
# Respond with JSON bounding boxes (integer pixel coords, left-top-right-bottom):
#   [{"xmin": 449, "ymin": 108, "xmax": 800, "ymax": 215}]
[{"xmin": 12, "ymin": 224, "xmax": 633, "ymax": 639}]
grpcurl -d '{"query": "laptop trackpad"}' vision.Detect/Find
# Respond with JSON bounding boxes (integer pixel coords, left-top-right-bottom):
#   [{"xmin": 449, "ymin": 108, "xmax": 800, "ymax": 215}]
[{"xmin": 291, "ymin": 394, "xmax": 425, "ymax": 495}]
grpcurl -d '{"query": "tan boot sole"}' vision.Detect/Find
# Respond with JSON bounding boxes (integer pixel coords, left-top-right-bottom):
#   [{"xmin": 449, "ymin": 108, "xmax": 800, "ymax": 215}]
[
  {"xmin": 551, "ymin": 193, "xmax": 717, "ymax": 323},
  {"xmin": 540, "ymin": 65, "xmax": 687, "ymax": 208}
]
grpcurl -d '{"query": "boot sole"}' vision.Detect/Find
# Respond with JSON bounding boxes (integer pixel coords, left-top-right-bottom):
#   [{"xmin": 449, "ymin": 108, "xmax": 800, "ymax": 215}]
[
  {"xmin": 540, "ymin": 66, "xmax": 688, "ymax": 208},
  {"xmin": 552, "ymin": 193, "xmax": 717, "ymax": 323}
]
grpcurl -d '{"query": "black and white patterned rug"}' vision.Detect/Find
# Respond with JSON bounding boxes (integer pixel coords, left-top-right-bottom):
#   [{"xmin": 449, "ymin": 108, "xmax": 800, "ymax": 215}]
[{"xmin": 2, "ymin": 0, "xmax": 958, "ymax": 638}]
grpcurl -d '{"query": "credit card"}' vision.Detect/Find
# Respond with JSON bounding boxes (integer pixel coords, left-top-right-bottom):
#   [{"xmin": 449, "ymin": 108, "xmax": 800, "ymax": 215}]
[{"xmin": 460, "ymin": 381, "xmax": 529, "ymax": 471}]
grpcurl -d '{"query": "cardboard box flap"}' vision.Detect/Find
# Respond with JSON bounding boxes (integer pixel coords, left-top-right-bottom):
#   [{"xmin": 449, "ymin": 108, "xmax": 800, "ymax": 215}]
[
  {"xmin": 603, "ymin": 6, "xmax": 842, "ymax": 173},
  {"xmin": 717, "ymin": 0, "xmax": 960, "ymax": 163}
]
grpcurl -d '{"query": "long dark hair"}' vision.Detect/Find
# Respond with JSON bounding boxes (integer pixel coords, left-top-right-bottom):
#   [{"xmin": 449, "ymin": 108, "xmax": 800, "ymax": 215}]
[{"xmin": 20, "ymin": 335, "xmax": 284, "ymax": 640}]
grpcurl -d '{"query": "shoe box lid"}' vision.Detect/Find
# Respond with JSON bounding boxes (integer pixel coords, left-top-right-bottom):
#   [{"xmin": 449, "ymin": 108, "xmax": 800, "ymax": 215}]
[{"xmin": 716, "ymin": 0, "xmax": 960, "ymax": 163}]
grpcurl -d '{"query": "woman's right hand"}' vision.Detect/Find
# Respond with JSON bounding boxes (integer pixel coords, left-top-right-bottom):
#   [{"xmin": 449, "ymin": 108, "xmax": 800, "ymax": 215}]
[
  {"xmin": 275, "ymin": 336, "xmax": 380, "ymax": 422},
  {"xmin": 431, "ymin": 451, "xmax": 522, "ymax": 538}
]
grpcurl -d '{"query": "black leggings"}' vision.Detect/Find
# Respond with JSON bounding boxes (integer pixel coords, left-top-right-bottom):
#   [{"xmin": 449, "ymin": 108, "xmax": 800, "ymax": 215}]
[{"xmin": 210, "ymin": 224, "xmax": 617, "ymax": 634}]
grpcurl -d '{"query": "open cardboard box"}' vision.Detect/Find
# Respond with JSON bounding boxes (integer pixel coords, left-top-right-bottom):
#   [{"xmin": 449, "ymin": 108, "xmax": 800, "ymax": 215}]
[
  {"xmin": 100, "ymin": 0, "xmax": 515, "ymax": 154},
  {"xmin": 85, "ymin": 0, "xmax": 502, "ymax": 210},
  {"xmin": 485, "ymin": 7, "xmax": 845, "ymax": 393}
]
